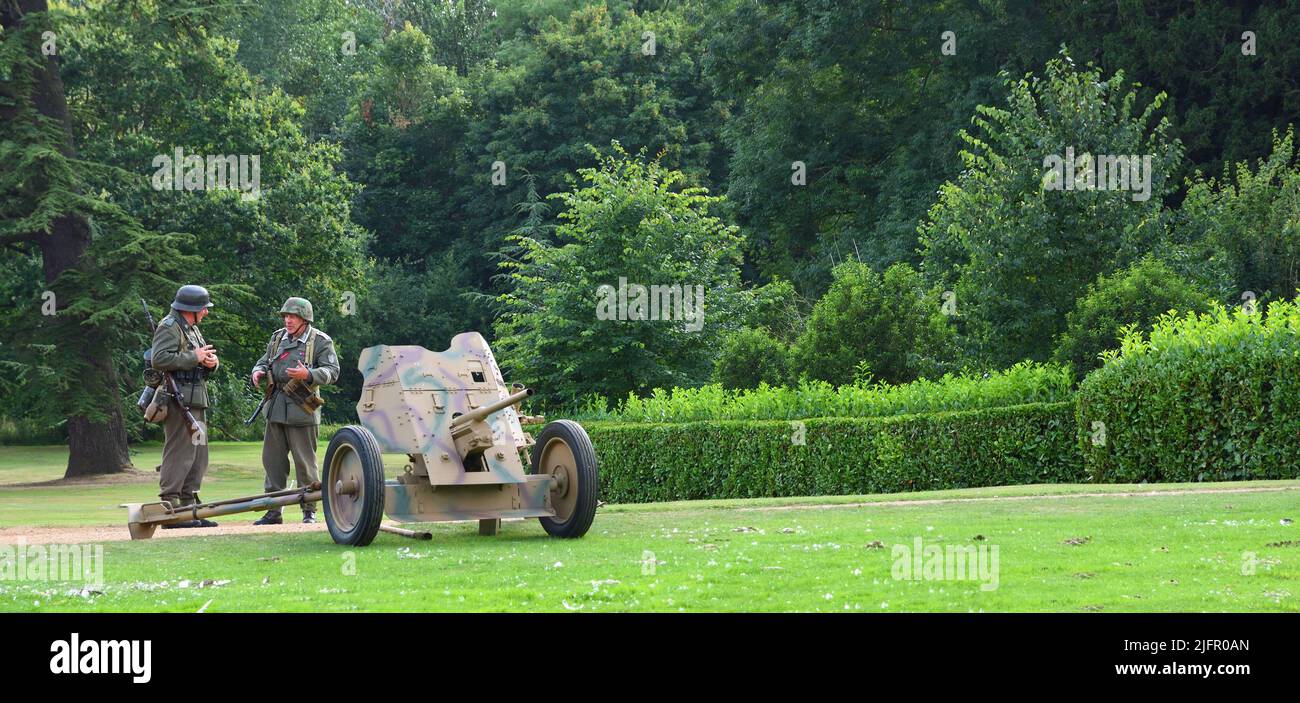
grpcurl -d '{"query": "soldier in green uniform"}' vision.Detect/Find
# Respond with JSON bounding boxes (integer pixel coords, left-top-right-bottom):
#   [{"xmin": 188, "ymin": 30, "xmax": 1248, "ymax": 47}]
[
  {"xmin": 251, "ymin": 297, "xmax": 341, "ymax": 524},
  {"xmin": 151, "ymin": 284, "xmax": 220, "ymax": 528}
]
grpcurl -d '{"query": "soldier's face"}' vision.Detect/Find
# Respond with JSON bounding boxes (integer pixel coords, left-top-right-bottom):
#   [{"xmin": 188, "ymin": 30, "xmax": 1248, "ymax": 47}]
[{"xmin": 283, "ymin": 314, "xmax": 304, "ymax": 335}]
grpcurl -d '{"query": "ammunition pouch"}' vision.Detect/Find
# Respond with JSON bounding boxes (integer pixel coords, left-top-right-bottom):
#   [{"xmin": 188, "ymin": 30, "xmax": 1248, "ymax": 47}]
[
  {"xmin": 281, "ymin": 378, "xmax": 324, "ymax": 415},
  {"xmin": 172, "ymin": 367, "xmax": 209, "ymax": 384},
  {"xmin": 144, "ymin": 388, "xmax": 172, "ymax": 423}
]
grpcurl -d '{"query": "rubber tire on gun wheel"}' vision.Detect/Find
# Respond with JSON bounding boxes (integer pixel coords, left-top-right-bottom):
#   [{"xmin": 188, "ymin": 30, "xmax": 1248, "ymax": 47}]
[
  {"xmin": 534, "ymin": 420, "xmax": 599, "ymax": 538},
  {"xmin": 322, "ymin": 425, "xmax": 386, "ymax": 546}
]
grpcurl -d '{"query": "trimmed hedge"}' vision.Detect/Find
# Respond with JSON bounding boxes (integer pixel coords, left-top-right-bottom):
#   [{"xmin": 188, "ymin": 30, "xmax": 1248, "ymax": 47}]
[
  {"xmin": 1077, "ymin": 301, "xmax": 1300, "ymax": 482},
  {"xmin": 585, "ymin": 402, "xmax": 1082, "ymax": 503}
]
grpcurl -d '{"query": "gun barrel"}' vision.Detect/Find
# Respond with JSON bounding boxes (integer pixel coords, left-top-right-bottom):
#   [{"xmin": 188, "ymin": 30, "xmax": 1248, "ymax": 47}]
[{"xmin": 451, "ymin": 388, "xmax": 533, "ymax": 428}]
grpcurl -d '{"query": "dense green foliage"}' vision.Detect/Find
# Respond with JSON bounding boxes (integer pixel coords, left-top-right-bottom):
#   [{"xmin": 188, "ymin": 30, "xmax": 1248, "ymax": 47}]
[
  {"xmin": 495, "ymin": 146, "xmax": 744, "ymax": 405},
  {"xmin": 1176, "ymin": 129, "xmax": 1300, "ymax": 305},
  {"xmin": 920, "ymin": 54, "xmax": 1182, "ymax": 367},
  {"xmin": 4, "ymin": 0, "xmax": 1300, "ymax": 491},
  {"xmin": 580, "ymin": 362, "xmax": 1072, "ymax": 423},
  {"xmin": 1077, "ymin": 300, "xmax": 1300, "ymax": 483},
  {"xmin": 1052, "ymin": 258, "xmax": 1214, "ymax": 378},
  {"xmin": 791, "ymin": 261, "xmax": 955, "ymax": 385},
  {"xmin": 591, "ymin": 402, "xmax": 1082, "ymax": 503},
  {"xmin": 1054, "ymin": 1, "xmax": 1300, "ymax": 181},
  {"xmin": 702, "ymin": 0, "xmax": 1058, "ymax": 288},
  {"xmin": 711, "ymin": 327, "xmax": 791, "ymax": 390}
]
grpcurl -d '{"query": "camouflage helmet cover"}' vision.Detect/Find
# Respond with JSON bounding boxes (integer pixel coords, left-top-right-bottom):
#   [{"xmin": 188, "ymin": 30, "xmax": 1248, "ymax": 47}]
[
  {"xmin": 279, "ymin": 297, "xmax": 314, "ymax": 323},
  {"xmin": 171, "ymin": 284, "xmax": 214, "ymax": 312}
]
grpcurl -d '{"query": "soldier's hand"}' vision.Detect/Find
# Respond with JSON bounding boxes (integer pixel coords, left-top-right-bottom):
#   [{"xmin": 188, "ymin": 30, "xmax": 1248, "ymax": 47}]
[
  {"xmin": 194, "ymin": 344, "xmax": 216, "ymax": 365},
  {"xmin": 252, "ymin": 369, "xmax": 265, "ymax": 387},
  {"xmin": 286, "ymin": 361, "xmax": 311, "ymax": 381},
  {"xmin": 201, "ymin": 353, "xmax": 219, "ymax": 369}
]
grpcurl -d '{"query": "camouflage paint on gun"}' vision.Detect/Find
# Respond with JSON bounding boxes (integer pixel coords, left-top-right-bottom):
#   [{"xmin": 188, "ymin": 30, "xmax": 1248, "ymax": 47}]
[{"xmin": 356, "ymin": 332, "xmax": 529, "ymax": 485}]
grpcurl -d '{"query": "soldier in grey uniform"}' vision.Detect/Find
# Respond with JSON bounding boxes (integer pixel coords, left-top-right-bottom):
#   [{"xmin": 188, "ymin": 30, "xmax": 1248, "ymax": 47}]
[
  {"xmin": 151, "ymin": 284, "xmax": 220, "ymax": 528},
  {"xmin": 251, "ymin": 297, "xmax": 341, "ymax": 524}
]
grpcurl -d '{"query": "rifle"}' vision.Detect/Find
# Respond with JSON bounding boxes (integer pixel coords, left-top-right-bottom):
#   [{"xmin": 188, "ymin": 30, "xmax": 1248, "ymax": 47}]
[
  {"xmin": 246, "ymin": 329, "xmax": 325, "ymax": 424},
  {"xmin": 245, "ymin": 375, "xmax": 322, "ymax": 424},
  {"xmin": 245, "ymin": 376, "xmax": 273, "ymax": 425},
  {"xmin": 141, "ymin": 298, "xmax": 202, "ymax": 436}
]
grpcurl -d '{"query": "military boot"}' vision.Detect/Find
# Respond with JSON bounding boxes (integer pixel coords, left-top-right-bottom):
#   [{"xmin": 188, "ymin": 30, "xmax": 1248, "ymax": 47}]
[
  {"xmin": 179, "ymin": 494, "xmax": 218, "ymax": 528},
  {"xmin": 162, "ymin": 520, "xmax": 200, "ymax": 529},
  {"xmin": 160, "ymin": 494, "xmax": 199, "ymax": 528}
]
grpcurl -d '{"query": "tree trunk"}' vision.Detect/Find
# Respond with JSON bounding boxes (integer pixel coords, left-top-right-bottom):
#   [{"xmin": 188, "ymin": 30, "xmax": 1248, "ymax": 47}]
[{"xmin": 6, "ymin": 0, "xmax": 133, "ymax": 476}]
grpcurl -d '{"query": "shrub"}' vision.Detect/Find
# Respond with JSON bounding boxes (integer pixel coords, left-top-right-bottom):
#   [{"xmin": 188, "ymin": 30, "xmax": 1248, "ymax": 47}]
[
  {"xmin": 583, "ymin": 362, "xmax": 1071, "ymax": 423},
  {"xmin": 1053, "ymin": 258, "xmax": 1214, "ymax": 379},
  {"xmin": 713, "ymin": 327, "xmax": 791, "ymax": 389},
  {"xmin": 205, "ymin": 373, "xmax": 266, "ymax": 442},
  {"xmin": 791, "ymin": 261, "xmax": 955, "ymax": 385},
  {"xmin": 588, "ymin": 402, "xmax": 1082, "ymax": 503},
  {"xmin": 1077, "ymin": 299, "xmax": 1300, "ymax": 482}
]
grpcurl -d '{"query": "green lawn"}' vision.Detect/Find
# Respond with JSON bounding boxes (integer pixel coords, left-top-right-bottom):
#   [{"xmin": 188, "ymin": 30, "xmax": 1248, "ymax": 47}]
[
  {"xmin": 1, "ymin": 443, "xmax": 1298, "ymax": 612},
  {"xmin": 0, "ymin": 440, "xmax": 410, "ymax": 528}
]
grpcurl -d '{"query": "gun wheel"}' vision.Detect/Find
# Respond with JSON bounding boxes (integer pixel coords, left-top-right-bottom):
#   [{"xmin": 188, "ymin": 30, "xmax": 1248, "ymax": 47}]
[
  {"xmin": 534, "ymin": 420, "xmax": 598, "ymax": 538},
  {"xmin": 322, "ymin": 425, "xmax": 386, "ymax": 546}
]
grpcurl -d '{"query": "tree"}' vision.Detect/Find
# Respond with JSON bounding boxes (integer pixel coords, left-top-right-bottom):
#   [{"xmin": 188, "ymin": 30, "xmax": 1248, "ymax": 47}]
[
  {"xmin": 495, "ymin": 144, "xmax": 744, "ymax": 405},
  {"xmin": 223, "ymin": 0, "xmax": 383, "ymax": 138},
  {"xmin": 791, "ymin": 261, "xmax": 954, "ymax": 386},
  {"xmin": 702, "ymin": 0, "xmax": 1057, "ymax": 293},
  {"xmin": 341, "ymin": 23, "xmax": 475, "ymax": 264},
  {"xmin": 919, "ymin": 51, "xmax": 1183, "ymax": 368},
  {"xmin": 0, "ymin": 0, "xmax": 194, "ymax": 475},
  {"xmin": 1046, "ymin": 1, "xmax": 1300, "ymax": 179},
  {"xmin": 1176, "ymin": 128, "xmax": 1300, "ymax": 306},
  {"xmin": 2, "ymin": 0, "xmax": 374, "ymax": 465}
]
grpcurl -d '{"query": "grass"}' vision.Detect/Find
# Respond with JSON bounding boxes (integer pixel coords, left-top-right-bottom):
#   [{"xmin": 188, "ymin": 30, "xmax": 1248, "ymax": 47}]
[
  {"xmin": 0, "ymin": 443, "xmax": 1298, "ymax": 612},
  {"xmin": 0, "ymin": 440, "xmax": 410, "ymax": 528}
]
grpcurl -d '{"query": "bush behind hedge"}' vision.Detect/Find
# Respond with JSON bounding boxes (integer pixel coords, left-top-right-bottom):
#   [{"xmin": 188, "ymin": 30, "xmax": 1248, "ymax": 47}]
[
  {"xmin": 587, "ymin": 401, "xmax": 1081, "ymax": 503},
  {"xmin": 577, "ymin": 362, "xmax": 1072, "ymax": 424},
  {"xmin": 1077, "ymin": 300, "xmax": 1300, "ymax": 482}
]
